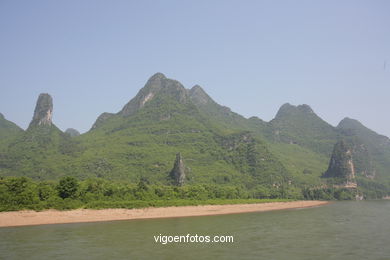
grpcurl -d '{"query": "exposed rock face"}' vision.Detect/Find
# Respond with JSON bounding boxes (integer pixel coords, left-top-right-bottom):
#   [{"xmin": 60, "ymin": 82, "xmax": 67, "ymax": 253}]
[
  {"xmin": 29, "ymin": 93, "xmax": 53, "ymax": 128},
  {"xmin": 90, "ymin": 73, "xmax": 191, "ymax": 130},
  {"xmin": 170, "ymin": 153, "xmax": 186, "ymax": 186},
  {"xmin": 120, "ymin": 73, "xmax": 188, "ymax": 117},
  {"xmin": 323, "ymin": 139, "xmax": 375, "ymax": 186},
  {"xmin": 65, "ymin": 128, "xmax": 80, "ymax": 137},
  {"xmin": 92, "ymin": 73, "xmax": 241, "ymax": 131},
  {"xmin": 323, "ymin": 140, "xmax": 355, "ymax": 181}
]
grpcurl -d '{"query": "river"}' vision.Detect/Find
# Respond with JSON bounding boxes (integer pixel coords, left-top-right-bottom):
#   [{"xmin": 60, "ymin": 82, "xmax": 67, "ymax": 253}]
[{"xmin": 1, "ymin": 201, "xmax": 390, "ymax": 259}]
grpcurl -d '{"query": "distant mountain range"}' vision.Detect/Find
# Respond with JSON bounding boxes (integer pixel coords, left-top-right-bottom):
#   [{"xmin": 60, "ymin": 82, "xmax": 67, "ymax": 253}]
[{"xmin": 1, "ymin": 73, "xmax": 389, "ymax": 196}]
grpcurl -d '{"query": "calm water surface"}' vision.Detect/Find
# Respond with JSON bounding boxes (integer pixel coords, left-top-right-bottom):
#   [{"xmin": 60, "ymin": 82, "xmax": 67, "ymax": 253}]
[{"xmin": 1, "ymin": 201, "xmax": 390, "ymax": 260}]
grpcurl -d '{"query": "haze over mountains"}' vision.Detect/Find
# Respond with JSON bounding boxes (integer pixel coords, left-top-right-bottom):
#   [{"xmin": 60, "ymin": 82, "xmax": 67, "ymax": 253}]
[{"xmin": 1, "ymin": 73, "xmax": 389, "ymax": 197}]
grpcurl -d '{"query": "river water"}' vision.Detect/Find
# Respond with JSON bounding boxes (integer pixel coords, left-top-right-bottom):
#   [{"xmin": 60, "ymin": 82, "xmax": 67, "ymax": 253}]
[{"xmin": 1, "ymin": 201, "xmax": 390, "ymax": 259}]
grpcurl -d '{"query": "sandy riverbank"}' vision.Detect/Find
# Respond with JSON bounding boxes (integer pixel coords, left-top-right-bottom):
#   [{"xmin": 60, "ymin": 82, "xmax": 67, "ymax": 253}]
[{"xmin": 0, "ymin": 200, "xmax": 329, "ymax": 227}]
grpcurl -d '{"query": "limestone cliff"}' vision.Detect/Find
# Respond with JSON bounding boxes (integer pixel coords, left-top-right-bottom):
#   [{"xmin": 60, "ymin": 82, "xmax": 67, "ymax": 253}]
[
  {"xmin": 323, "ymin": 138, "xmax": 375, "ymax": 187},
  {"xmin": 323, "ymin": 140, "xmax": 357, "ymax": 187},
  {"xmin": 28, "ymin": 93, "xmax": 53, "ymax": 128},
  {"xmin": 170, "ymin": 153, "xmax": 186, "ymax": 186}
]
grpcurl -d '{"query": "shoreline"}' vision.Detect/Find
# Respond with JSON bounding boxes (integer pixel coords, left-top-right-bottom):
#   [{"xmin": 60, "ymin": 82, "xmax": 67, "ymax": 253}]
[{"xmin": 0, "ymin": 200, "xmax": 330, "ymax": 228}]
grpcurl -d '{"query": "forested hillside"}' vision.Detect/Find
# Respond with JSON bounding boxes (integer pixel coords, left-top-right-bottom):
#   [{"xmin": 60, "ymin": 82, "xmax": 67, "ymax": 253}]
[{"xmin": 1, "ymin": 73, "xmax": 389, "ymax": 204}]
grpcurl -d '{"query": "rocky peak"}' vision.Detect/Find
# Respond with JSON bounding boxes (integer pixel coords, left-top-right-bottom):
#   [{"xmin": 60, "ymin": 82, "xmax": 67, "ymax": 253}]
[
  {"xmin": 275, "ymin": 103, "xmax": 314, "ymax": 119},
  {"xmin": 188, "ymin": 85, "xmax": 214, "ymax": 106},
  {"xmin": 274, "ymin": 103, "xmax": 294, "ymax": 118},
  {"xmin": 337, "ymin": 117, "xmax": 363, "ymax": 129},
  {"xmin": 120, "ymin": 73, "xmax": 188, "ymax": 117},
  {"xmin": 170, "ymin": 153, "xmax": 186, "ymax": 186},
  {"xmin": 149, "ymin": 72, "xmax": 166, "ymax": 81},
  {"xmin": 297, "ymin": 104, "xmax": 314, "ymax": 114},
  {"xmin": 65, "ymin": 128, "xmax": 80, "ymax": 137},
  {"xmin": 338, "ymin": 117, "xmax": 390, "ymax": 147},
  {"xmin": 29, "ymin": 93, "xmax": 53, "ymax": 128},
  {"xmin": 279, "ymin": 102, "xmax": 294, "ymax": 109},
  {"xmin": 323, "ymin": 140, "xmax": 357, "ymax": 185}
]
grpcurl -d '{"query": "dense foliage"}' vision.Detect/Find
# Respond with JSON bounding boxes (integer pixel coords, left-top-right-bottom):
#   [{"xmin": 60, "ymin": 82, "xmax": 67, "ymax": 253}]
[
  {"xmin": 2, "ymin": 176, "xmax": 387, "ymax": 212},
  {"xmin": 0, "ymin": 176, "xmax": 300, "ymax": 211}
]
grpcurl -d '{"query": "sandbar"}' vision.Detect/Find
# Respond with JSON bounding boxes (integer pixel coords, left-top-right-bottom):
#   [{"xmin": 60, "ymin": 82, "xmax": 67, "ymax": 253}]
[{"xmin": 0, "ymin": 200, "xmax": 330, "ymax": 227}]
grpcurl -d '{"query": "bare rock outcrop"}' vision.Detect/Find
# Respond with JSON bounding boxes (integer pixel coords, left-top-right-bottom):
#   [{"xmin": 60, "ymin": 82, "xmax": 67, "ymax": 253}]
[
  {"xmin": 119, "ymin": 73, "xmax": 188, "ymax": 117},
  {"xmin": 170, "ymin": 153, "xmax": 186, "ymax": 186},
  {"xmin": 29, "ymin": 93, "xmax": 53, "ymax": 128}
]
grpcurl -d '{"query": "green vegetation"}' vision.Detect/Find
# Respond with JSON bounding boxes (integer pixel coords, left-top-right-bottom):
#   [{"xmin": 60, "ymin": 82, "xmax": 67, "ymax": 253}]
[
  {"xmin": 3, "ymin": 175, "xmax": 387, "ymax": 212},
  {"xmin": 323, "ymin": 139, "xmax": 353, "ymax": 180},
  {"xmin": 1, "ymin": 73, "xmax": 390, "ymax": 207},
  {"xmin": 302, "ymin": 187, "xmax": 356, "ymax": 200},
  {"xmin": 1, "ymin": 87, "xmax": 292, "ymax": 189},
  {"xmin": 0, "ymin": 113, "xmax": 23, "ymax": 153},
  {"xmin": 0, "ymin": 176, "xmax": 295, "ymax": 212},
  {"xmin": 0, "ymin": 113, "xmax": 23, "ymax": 140},
  {"xmin": 356, "ymin": 176, "xmax": 390, "ymax": 199},
  {"xmin": 0, "ymin": 125, "xmax": 82, "ymax": 179},
  {"xmin": 268, "ymin": 103, "xmax": 339, "ymax": 156},
  {"xmin": 337, "ymin": 118, "xmax": 390, "ymax": 182}
]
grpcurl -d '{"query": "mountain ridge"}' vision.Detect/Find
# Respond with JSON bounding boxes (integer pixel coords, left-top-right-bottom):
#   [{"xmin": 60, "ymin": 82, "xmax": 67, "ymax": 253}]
[{"xmin": 1, "ymin": 73, "xmax": 389, "ymax": 198}]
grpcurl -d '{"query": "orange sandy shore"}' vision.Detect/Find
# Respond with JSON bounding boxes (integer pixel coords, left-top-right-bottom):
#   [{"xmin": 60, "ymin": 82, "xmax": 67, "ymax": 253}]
[{"xmin": 0, "ymin": 200, "xmax": 329, "ymax": 228}]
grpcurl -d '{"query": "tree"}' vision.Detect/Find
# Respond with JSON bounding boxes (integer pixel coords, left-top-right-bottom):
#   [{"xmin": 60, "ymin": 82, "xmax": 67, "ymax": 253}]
[
  {"xmin": 57, "ymin": 176, "xmax": 79, "ymax": 199},
  {"xmin": 37, "ymin": 182, "xmax": 55, "ymax": 201},
  {"xmin": 3, "ymin": 177, "xmax": 39, "ymax": 207}
]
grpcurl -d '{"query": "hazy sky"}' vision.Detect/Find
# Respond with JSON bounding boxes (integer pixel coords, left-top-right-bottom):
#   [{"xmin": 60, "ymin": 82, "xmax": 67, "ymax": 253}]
[{"xmin": 1, "ymin": 0, "xmax": 389, "ymax": 136}]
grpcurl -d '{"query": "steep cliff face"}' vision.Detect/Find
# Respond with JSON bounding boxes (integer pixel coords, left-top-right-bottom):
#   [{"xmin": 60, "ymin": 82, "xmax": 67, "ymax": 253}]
[
  {"xmin": 170, "ymin": 153, "xmax": 186, "ymax": 186},
  {"xmin": 0, "ymin": 93, "xmax": 84, "ymax": 179},
  {"xmin": 323, "ymin": 140, "xmax": 357, "ymax": 186},
  {"xmin": 28, "ymin": 93, "xmax": 53, "ymax": 128},
  {"xmin": 337, "ymin": 117, "xmax": 390, "ymax": 180},
  {"xmin": 323, "ymin": 139, "xmax": 375, "ymax": 187}
]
